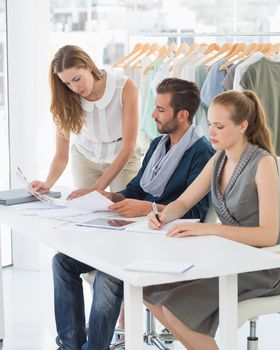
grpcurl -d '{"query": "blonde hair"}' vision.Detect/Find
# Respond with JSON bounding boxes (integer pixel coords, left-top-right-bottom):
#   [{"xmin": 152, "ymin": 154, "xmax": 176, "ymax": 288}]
[
  {"xmin": 212, "ymin": 90, "xmax": 275, "ymax": 156},
  {"xmin": 49, "ymin": 45, "xmax": 104, "ymax": 137}
]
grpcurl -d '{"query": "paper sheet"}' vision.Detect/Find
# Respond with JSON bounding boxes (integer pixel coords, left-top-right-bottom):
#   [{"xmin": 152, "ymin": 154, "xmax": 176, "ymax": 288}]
[
  {"xmin": 126, "ymin": 218, "xmax": 200, "ymax": 234},
  {"xmin": 124, "ymin": 259, "xmax": 194, "ymax": 274}
]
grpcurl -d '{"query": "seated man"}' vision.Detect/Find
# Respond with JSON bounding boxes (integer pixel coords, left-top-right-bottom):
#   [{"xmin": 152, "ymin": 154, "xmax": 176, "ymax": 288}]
[{"xmin": 53, "ymin": 78, "xmax": 214, "ymax": 350}]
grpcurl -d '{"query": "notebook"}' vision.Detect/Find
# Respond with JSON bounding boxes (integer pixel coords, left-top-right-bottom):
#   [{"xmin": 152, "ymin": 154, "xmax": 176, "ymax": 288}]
[
  {"xmin": 126, "ymin": 218, "xmax": 200, "ymax": 234},
  {"xmin": 0, "ymin": 188, "xmax": 61, "ymax": 206}
]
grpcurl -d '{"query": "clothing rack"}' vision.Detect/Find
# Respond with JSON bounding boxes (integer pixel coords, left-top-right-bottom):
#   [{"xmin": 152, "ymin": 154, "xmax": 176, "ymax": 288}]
[
  {"xmin": 128, "ymin": 32, "xmax": 280, "ymax": 47},
  {"xmin": 131, "ymin": 32, "xmax": 280, "ymax": 37}
]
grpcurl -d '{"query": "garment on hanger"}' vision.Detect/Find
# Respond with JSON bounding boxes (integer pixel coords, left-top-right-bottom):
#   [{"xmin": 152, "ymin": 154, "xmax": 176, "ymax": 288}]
[
  {"xmin": 194, "ymin": 64, "xmax": 208, "ymax": 136},
  {"xmin": 141, "ymin": 60, "xmax": 163, "ymax": 140},
  {"xmin": 240, "ymin": 57, "xmax": 280, "ymax": 155},
  {"xmin": 200, "ymin": 58, "xmax": 227, "ymax": 109},
  {"xmin": 233, "ymin": 51, "xmax": 265, "ymax": 91},
  {"xmin": 221, "ymin": 63, "xmax": 238, "ymax": 91},
  {"xmin": 172, "ymin": 45, "xmax": 207, "ymax": 78},
  {"xmin": 180, "ymin": 53, "xmax": 207, "ymax": 82},
  {"xmin": 113, "ymin": 40, "xmax": 280, "ymax": 151}
]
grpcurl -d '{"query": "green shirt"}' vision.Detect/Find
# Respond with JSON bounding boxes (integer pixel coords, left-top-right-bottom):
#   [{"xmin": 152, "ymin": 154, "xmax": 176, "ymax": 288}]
[{"xmin": 240, "ymin": 57, "xmax": 280, "ymax": 155}]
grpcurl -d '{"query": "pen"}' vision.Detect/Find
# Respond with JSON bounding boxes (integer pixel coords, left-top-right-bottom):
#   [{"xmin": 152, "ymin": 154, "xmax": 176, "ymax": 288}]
[{"xmin": 152, "ymin": 202, "xmax": 160, "ymax": 221}]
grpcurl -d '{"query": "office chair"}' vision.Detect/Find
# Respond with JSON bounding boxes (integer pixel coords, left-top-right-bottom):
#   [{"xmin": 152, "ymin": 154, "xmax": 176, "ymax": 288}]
[
  {"xmin": 238, "ymin": 245, "xmax": 280, "ymax": 350},
  {"xmin": 107, "ymin": 204, "xmax": 219, "ymax": 350},
  {"xmin": 82, "ymin": 274, "xmax": 177, "ymax": 350},
  {"xmin": 236, "ymin": 156, "xmax": 280, "ymax": 350}
]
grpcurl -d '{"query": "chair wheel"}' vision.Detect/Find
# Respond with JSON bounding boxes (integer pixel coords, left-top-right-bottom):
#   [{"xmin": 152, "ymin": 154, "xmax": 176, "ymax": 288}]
[
  {"xmin": 110, "ymin": 341, "xmax": 125, "ymax": 349},
  {"xmin": 161, "ymin": 328, "xmax": 174, "ymax": 344},
  {"xmin": 55, "ymin": 336, "xmax": 62, "ymax": 346}
]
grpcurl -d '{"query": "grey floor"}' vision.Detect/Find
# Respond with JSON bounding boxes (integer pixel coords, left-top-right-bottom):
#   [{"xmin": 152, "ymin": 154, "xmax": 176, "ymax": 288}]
[{"xmin": 1, "ymin": 266, "xmax": 280, "ymax": 350}]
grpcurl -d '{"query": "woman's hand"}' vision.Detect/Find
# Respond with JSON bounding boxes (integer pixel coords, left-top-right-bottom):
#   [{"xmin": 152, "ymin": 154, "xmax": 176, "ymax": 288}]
[
  {"xmin": 67, "ymin": 187, "xmax": 93, "ymax": 200},
  {"xmin": 167, "ymin": 222, "xmax": 214, "ymax": 238},
  {"xmin": 30, "ymin": 180, "xmax": 51, "ymax": 193},
  {"xmin": 147, "ymin": 211, "xmax": 168, "ymax": 230}
]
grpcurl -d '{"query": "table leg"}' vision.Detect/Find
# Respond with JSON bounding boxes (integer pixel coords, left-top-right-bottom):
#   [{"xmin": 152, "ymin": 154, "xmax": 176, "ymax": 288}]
[
  {"xmin": 0, "ymin": 255, "xmax": 4, "ymax": 340},
  {"xmin": 219, "ymin": 274, "xmax": 238, "ymax": 350},
  {"xmin": 124, "ymin": 283, "xmax": 143, "ymax": 350}
]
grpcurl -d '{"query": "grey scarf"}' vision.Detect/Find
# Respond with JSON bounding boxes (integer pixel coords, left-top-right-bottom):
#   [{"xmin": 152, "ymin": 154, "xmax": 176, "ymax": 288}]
[{"xmin": 140, "ymin": 125, "xmax": 204, "ymax": 197}]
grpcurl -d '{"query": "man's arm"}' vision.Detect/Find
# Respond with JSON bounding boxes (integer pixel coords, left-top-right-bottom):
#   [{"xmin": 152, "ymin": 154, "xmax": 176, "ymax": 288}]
[{"xmin": 108, "ymin": 199, "xmax": 165, "ymax": 218}]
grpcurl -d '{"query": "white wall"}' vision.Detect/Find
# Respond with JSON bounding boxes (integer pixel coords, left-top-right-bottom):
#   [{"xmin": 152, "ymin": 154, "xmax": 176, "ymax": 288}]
[{"xmin": 7, "ymin": 0, "xmax": 55, "ymax": 270}]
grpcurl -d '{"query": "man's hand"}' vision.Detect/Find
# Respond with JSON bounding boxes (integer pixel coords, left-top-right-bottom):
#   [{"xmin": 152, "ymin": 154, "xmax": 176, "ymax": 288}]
[
  {"xmin": 99, "ymin": 190, "xmax": 125, "ymax": 203},
  {"xmin": 109, "ymin": 199, "xmax": 151, "ymax": 217}
]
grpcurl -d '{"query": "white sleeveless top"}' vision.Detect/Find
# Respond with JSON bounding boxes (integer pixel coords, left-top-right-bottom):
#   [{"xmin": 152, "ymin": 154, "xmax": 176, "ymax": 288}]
[{"xmin": 74, "ymin": 71, "xmax": 127, "ymax": 164}]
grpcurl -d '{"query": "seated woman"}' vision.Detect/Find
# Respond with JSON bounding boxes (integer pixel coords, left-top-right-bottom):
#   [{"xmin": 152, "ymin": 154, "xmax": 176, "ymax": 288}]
[{"xmin": 145, "ymin": 90, "xmax": 280, "ymax": 350}]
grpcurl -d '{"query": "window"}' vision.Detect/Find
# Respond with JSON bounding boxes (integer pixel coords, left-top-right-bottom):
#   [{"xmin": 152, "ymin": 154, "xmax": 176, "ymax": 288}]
[{"xmin": 49, "ymin": 0, "xmax": 280, "ymax": 67}]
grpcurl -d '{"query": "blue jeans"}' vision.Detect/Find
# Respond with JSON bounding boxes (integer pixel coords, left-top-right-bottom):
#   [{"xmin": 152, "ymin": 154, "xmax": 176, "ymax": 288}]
[{"xmin": 52, "ymin": 253, "xmax": 124, "ymax": 350}]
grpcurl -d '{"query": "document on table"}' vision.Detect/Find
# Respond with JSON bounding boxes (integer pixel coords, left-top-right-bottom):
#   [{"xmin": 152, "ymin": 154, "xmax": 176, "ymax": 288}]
[
  {"xmin": 26, "ymin": 191, "xmax": 113, "ymax": 222},
  {"xmin": 16, "ymin": 166, "xmax": 113, "ymax": 211},
  {"xmin": 126, "ymin": 218, "xmax": 200, "ymax": 234},
  {"xmin": 124, "ymin": 259, "xmax": 194, "ymax": 274},
  {"xmin": 66, "ymin": 191, "xmax": 113, "ymax": 211},
  {"xmin": 15, "ymin": 169, "xmax": 114, "ymax": 223}
]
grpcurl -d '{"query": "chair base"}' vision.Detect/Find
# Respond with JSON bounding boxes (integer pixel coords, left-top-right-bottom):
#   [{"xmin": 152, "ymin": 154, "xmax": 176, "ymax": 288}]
[
  {"xmin": 110, "ymin": 340, "xmax": 125, "ymax": 350},
  {"xmin": 247, "ymin": 320, "xmax": 258, "ymax": 350},
  {"xmin": 55, "ymin": 336, "xmax": 62, "ymax": 347},
  {"xmin": 247, "ymin": 336, "xmax": 258, "ymax": 350},
  {"xmin": 111, "ymin": 329, "xmax": 173, "ymax": 350}
]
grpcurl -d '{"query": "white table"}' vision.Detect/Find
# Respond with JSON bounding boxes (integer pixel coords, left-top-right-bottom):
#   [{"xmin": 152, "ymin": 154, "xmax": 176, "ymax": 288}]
[{"xmin": 1, "ymin": 203, "xmax": 280, "ymax": 350}]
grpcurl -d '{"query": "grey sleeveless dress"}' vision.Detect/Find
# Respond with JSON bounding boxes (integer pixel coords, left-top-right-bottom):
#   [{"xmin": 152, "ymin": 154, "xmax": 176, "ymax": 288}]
[{"xmin": 144, "ymin": 145, "xmax": 280, "ymax": 337}]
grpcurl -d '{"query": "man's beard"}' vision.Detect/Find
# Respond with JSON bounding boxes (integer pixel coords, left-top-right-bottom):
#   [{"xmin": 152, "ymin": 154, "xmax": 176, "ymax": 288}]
[{"xmin": 157, "ymin": 114, "xmax": 179, "ymax": 134}]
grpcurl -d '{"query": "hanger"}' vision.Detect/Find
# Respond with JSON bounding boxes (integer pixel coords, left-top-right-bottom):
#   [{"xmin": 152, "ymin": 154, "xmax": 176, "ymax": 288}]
[
  {"xmin": 198, "ymin": 43, "xmax": 210, "ymax": 54},
  {"xmin": 187, "ymin": 43, "xmax": 200, "ymax": 55},
  {"xmin": 265, "ymin": 43, "xmax": 280, "ymax": 57},
  {"xmin": 157, "ymin": 43, "xmax": 184, "ymax": 72},
  {"xmin": 143, "ymin": 44, "xmax": 170, "ymax": 74},
  {"xmin": 113, "ymin": 43, "xmax": 143, "ymax": 67},
  {"xmin": 206, "ymin": 43, "xmax": 245, "ymax": 70},
  {"xmin": 224, "ymin": 43, "xmax": 247, "ymax": 60},
  {"xmin": 219, "ymin": 43, "xmax": 259, "ymax": 70},
  {"xmin": 123, "ymin": 43, "xmax": 151, "ymax": 68},
  {"xmin": 202, "ymin": 43, "xmax": 233, "ymax": 65},
  {"xmin": 259, "ymin": 43, "xmax": 273, "ymax": 55},
  {"xmin": 168, "ymin": 43, "xmax": 178, "ymax": 55},
  {"xmin": 174, "ymin": 43, "xmax": 190, "ymax": 58},
  {"xmin": 203, "ymin": 43, "xmax": 221, "ymax": 55},
  {"xmin": 130, "ymin": 43, "xmax": 160, "ymax": 68}
]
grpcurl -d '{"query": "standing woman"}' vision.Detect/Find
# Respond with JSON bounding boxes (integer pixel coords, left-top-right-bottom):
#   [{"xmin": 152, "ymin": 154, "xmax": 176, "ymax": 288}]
[
  {"xmin": 146, "ymin": 90, "xmax": 280, "ymax": 350},
  {"xmin": 32, "ymin": 45, "xmax": 140, "ymax": 197}
]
